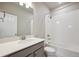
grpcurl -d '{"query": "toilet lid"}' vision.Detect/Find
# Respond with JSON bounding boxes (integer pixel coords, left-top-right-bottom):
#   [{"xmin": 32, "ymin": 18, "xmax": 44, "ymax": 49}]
[{"xmin": 44, "ymin": 47, "xmax": 56, "ymax": 52}]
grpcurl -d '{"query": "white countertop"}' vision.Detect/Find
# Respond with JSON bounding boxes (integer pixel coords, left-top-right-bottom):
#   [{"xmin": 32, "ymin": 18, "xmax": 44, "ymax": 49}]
[{"xmin": 0, "ymin": 37, "xmax": 44, "ymax": 57}]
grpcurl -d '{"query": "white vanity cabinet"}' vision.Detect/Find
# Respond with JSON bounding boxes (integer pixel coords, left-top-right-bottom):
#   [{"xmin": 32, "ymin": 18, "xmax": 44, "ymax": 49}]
[{"xmin": 5, "ymin": 41, "xmax": 44, "ymax": 57}]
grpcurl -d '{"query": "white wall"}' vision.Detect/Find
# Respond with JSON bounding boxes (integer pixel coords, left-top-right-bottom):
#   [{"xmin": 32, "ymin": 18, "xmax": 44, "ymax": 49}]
[
  {"xmin": 51, "ymin": 3, "xmax": 79, "ymax": 57},
  {"xmin": 32, "ymin": 2, "xmax": 49, "ymax": 38}
]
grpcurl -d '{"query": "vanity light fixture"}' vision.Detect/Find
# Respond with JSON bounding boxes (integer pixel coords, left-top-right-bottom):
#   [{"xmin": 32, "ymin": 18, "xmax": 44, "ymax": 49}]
[
  {"xmin": 19, "ymin": 2, "xmax": 32, "ymax": 8},
  {"xmin": 19, "ymin": 2, "xmax": 24, "ymax": 6}
]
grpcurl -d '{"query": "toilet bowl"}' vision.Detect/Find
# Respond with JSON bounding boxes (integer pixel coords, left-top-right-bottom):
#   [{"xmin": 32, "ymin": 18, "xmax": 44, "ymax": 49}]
[
  {"xmin": 44, "ymin": 36, "xmax": 56, "ymax": 57},
  {"xmin": 44, "ymin": 46, "xmax": 56, "ymax": 57}
]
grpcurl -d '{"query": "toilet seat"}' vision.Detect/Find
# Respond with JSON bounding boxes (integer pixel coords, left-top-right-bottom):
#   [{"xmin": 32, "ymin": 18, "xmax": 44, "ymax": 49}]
[{"xmin": 44, "ymin": 47, "xmax": 56, "ymax": 57}]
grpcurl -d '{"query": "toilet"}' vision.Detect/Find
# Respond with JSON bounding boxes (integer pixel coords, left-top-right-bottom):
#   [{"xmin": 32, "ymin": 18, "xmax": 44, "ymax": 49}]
[
  {"xmin": 44, "ymin": 46, "xmax": 56, "ymax": 57},
  {"xmin": 44, "ymin": 39, "xmax": 56, "ymax": 57}
]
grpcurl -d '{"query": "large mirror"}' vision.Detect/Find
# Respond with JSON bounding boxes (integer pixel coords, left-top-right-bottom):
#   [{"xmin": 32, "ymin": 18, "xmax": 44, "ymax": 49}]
[{"xmin": 0, "ymin": 2, "xmax": 33, "ymax": 38}]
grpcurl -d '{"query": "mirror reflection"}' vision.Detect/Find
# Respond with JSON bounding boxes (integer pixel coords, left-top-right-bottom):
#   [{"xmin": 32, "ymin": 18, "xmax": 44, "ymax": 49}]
[{"xmin": 0, "ymin": 2, "xmax": 33, "ymax": 39}]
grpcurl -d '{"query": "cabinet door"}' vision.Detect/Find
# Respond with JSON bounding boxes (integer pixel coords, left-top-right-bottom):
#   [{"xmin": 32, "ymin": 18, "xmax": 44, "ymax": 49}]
[{"xmin": 34, "ymin": 47, "xmax": 45, "ymax": 57}]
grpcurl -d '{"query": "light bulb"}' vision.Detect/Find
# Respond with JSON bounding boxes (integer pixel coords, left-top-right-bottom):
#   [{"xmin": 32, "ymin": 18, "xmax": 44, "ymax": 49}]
[
  {"xmin": 28, "ymin": 2, "xmax": 32, "ymax": 8},
  {"xmin": 25, "ymin": 3, "xmax": 30, "ymax": 8},
  {"xmin": 25, "ymin": 2, "xmax": 32, "ymax": 8},
  {"xmin": 19, "ymin": 2, "xmax": 24, "ymax": 6}
]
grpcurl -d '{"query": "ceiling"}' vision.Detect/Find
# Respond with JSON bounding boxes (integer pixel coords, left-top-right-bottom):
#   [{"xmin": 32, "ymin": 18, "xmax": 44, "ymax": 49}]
[
  {"xmin": 12, "ymin": 2, "xmax": 70, "ymax": 13},
  {"xmin": 44, "ymin": 2, "xmax": 70, "ymax": 10}
]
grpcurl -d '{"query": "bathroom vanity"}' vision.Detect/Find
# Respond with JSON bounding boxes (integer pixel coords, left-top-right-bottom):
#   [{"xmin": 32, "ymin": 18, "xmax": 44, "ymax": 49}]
[{"xmin": 0, "ymin": 38, "xmax": 45, "ymax": 57}]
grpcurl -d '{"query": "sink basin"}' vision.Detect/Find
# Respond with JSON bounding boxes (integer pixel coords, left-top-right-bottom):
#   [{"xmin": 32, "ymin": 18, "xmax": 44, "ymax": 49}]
[
  {"xmin": 18, "ymin": 38, "xmax": 34, "ymax": 44},
  {"xmin": 17, "ymin": 37, "xmax": 44, "ymax": 45}
]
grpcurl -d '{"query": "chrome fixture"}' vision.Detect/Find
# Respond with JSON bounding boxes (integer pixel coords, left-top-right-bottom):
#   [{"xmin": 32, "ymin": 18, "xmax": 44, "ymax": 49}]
[{"xmin": 19, "ymin": 2, "xmax": 32, "ymax": 8}]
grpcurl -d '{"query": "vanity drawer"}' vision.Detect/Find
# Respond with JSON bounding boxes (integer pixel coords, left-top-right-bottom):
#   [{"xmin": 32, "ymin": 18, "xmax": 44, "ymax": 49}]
[
  {"xmin": 9, "ymin": 47, "xmax": 33, "ymax": 57},
  {"xmin": 7, "ymin": 41, "xmax": 44, "ymax": 57}
]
